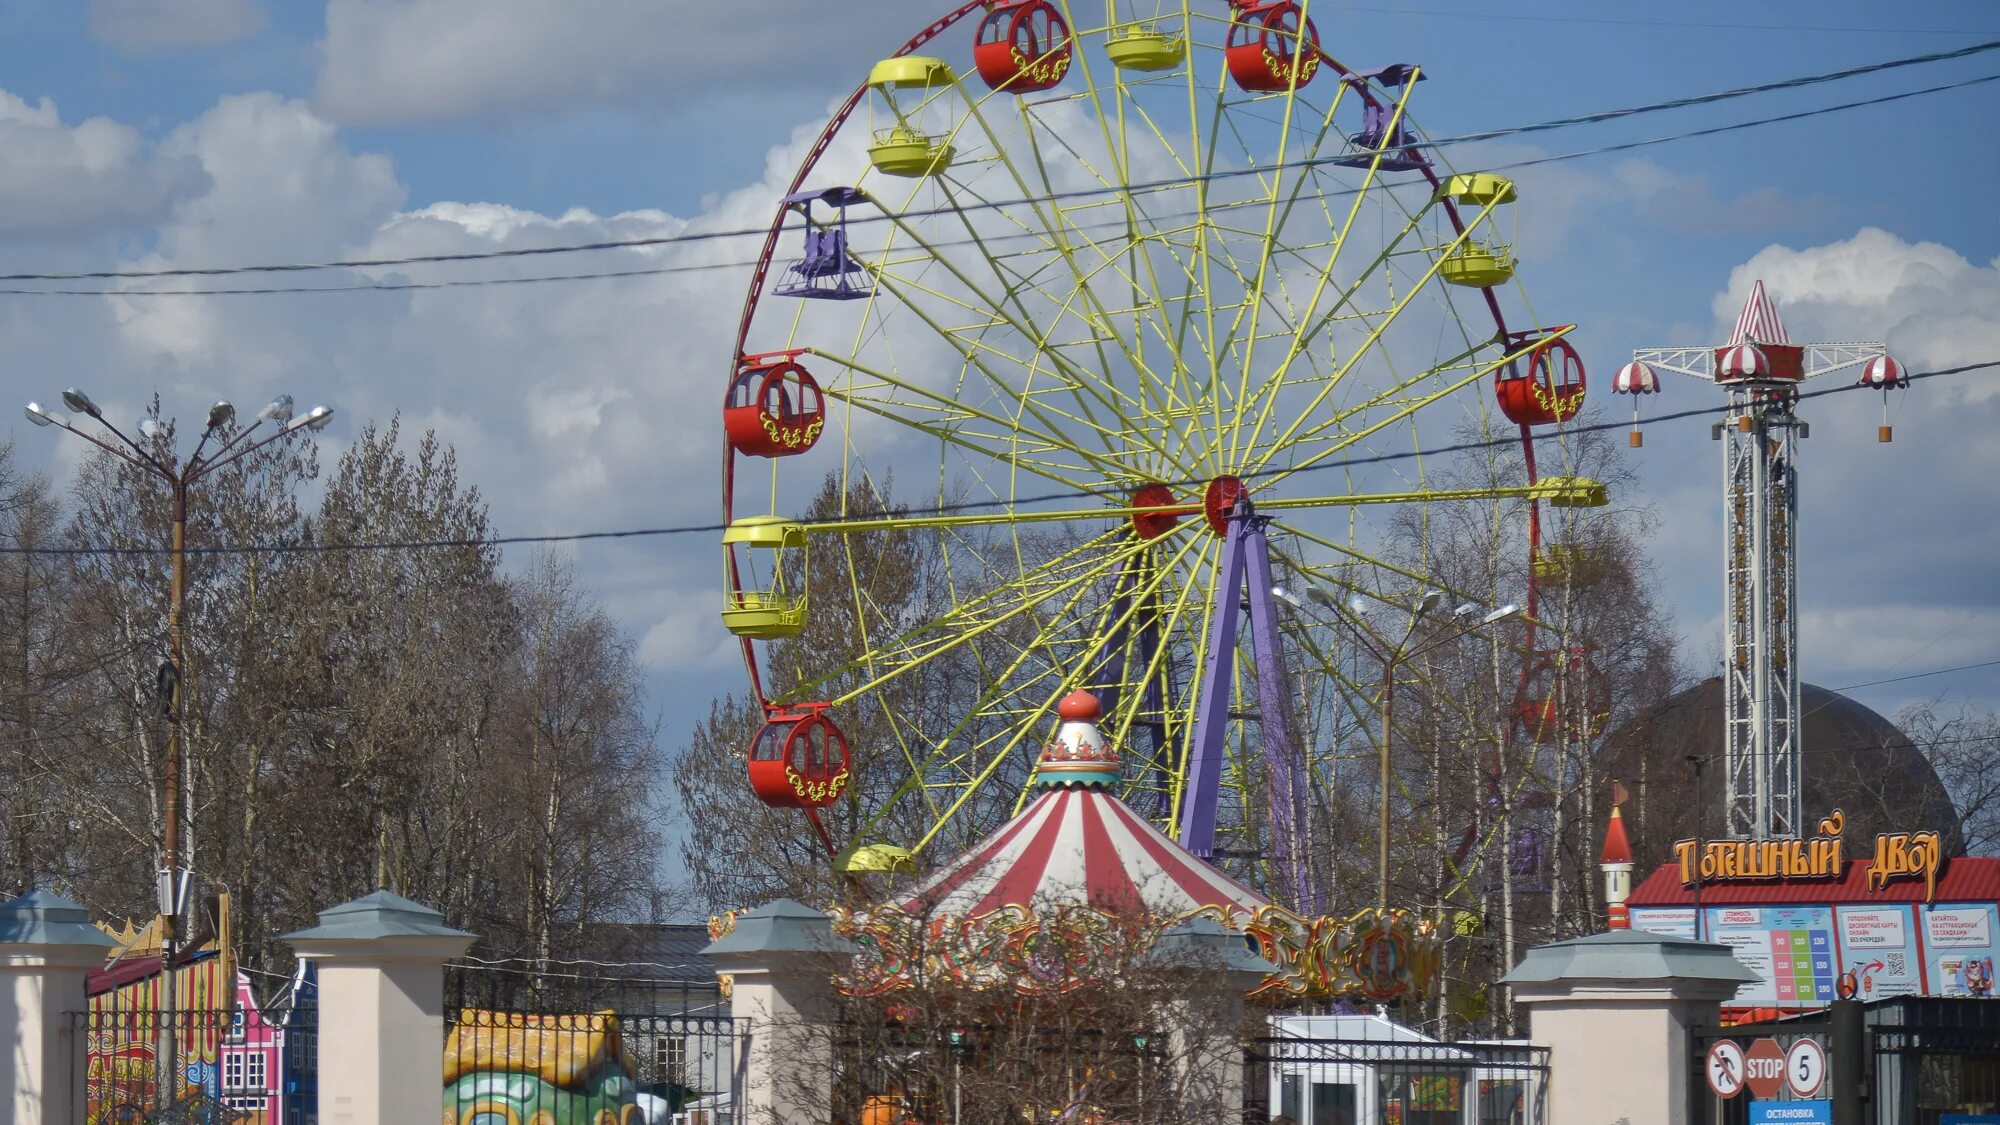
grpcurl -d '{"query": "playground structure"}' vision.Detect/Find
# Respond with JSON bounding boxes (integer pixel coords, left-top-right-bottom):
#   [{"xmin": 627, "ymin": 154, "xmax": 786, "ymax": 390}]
[{"xmin": 717, "ymin": 0, "xmax": 1608, "ymax": 937}]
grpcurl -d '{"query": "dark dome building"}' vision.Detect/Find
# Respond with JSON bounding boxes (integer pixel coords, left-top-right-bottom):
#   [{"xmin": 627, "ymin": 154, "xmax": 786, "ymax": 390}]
[{"xmin": 1599, "ymin": 676, "xmax": 1962, "ymax": 870}]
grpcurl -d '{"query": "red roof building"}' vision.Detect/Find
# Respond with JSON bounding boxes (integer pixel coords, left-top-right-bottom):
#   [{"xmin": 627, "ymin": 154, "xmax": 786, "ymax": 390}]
[
  {"xmin": 1628, "ymin": 857, "xmax": 2000, "ymax": 907},
  {"xmin": 1626, "ymin": 856, "xmax": 2000, "ymax": 1016}
]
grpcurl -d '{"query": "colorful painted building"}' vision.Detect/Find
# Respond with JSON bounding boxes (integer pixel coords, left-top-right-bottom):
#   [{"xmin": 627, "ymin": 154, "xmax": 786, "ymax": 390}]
[
  {"xmin": 84, "ymin": 896, "xmax": 318, "ymax": 1125},
  {"xmin": 217, "ymin": 964, "xmax": 318, "ymax": 1124},
  {"xmin": 85, "ymin": 925, "xmax": 235, "ymax": 1124}
]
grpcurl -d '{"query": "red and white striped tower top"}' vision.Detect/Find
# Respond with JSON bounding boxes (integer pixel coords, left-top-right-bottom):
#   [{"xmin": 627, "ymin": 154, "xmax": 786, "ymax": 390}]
[
  {"xmin": 1730, "ymin": 279, "xmax": 1791, "ymax": 345},
  {"xmin": 899, "ymin": 691, "xmax": 1271, "ymax": 920}
]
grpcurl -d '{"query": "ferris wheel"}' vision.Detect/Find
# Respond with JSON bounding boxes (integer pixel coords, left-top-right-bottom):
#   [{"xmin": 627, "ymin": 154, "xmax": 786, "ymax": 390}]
[{"xmin": 720, "ymin": 0, "xmax": 1603, "ymax": 903}]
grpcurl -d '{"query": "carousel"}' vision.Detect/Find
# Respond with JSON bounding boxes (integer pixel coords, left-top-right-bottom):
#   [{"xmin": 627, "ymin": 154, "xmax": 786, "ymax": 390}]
[{"xmin": 716, "ymin": 691, "xmax": 1441, "ymax": 1004}]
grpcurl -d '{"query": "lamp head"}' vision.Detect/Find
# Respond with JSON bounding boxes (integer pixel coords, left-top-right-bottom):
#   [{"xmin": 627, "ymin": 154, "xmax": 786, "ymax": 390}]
[
  {"xmin": 1306, "ymin": 586, "xmax": 1339, "ymax": 611},
  {"xmin": 24, "ymin": 403, "xmax": 57, "ymax": 428},
  {"xmin": 1481, "ymin": 604, "xmax": 1520, "ymax": 626},
  {"xmin": 255, "ymin": 394, "xmax": 294, "ymax": 424},
  {"xmin": 300, "ymin": 405, "xmax": 334, "ymax": 431},
  {"xmin": 1452, "ymin": 601, "xmax": 1480, "ymax": 620},
  {"xmin": 1269, "ymin": 585, "xmax": 1304, "ymax": 611},
  {"xmin": 61, "ymin": 388, "xmax": 101, "ymax": 419},
  {"xmin": 206, "ymin": 400, "xmax": 235, "ymax": 431},
  {"xmin": 138, "ymin": 416, "xmax": 165, "ymax": 440},
  {"xmin": 1415, "ymin": 589, "xmax": 1442, "ymax": 617}
]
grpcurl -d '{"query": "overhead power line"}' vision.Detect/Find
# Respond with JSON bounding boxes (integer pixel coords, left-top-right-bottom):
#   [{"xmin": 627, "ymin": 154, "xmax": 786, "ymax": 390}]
[
  {"xmin": 1831, "ymin": 658, "xmax": 2000, "ymax": 693},
  {"xmin": 1, "ymin": 37, "xmax": 1994, "ymax": 290},
  {"xmin": 6, "ymin": 359, "xmax": 1990, "ymax": 558},
  {"xmin": 1327, "ymin": 5, "xmax": 2000, "ymax": 38},
  {"xmin": 14, "ymin": 68, "xmax": 1999, "ymax": 299}
]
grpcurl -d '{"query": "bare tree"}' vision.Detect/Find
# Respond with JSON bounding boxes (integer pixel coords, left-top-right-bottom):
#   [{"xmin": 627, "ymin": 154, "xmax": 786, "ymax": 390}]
[
  {"xmin": 6, "ymin": 414, "xmax": 663, "ymax": 974},
  {"xmin": 0, "ymin": 443, "xmax": 74, "ymax": 892},
  {"xmin": 1293, "ymin": 414, "xmax": 1683, "ymax": 1034},
  {"xmin": 674, "ymin": 473, "xmax": 1054, "ymax": 912},
  {"xmin": 1899, "ymin": 700, "xmax": 2000, "ymax": 855},
  {"xmin": 760, "ymin": 913, "xmax": 1260, "ymax": 1125}
]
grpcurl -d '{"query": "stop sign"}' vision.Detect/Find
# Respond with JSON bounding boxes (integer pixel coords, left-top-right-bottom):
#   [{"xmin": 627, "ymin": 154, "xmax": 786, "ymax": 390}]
[{"xmin": 1745, "ymin": 1037, "xmax": 1786, "ymax": 1099}]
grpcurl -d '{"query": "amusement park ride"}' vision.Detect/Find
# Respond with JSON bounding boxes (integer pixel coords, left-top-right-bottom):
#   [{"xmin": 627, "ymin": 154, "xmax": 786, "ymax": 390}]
[
  {"xmin": 1622, "ymin": 284, "xmax": 1905, "ymax": 841},
  {"xmin": 715, "ymin": 1, "xmax": 1912, "ymax": 918}
]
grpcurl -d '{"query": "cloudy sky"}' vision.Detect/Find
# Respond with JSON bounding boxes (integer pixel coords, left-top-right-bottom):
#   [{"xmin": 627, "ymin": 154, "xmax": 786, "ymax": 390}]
[{"xmin": 0, "ymin": 0, "xmax": 1994, "ymax": 756}]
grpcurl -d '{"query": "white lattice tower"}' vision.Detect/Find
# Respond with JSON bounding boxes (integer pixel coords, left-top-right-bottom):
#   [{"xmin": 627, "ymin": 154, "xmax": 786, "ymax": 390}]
[{"xmin": 1632, "ymin": 282, "xmax": 1881, "ymax": 840}]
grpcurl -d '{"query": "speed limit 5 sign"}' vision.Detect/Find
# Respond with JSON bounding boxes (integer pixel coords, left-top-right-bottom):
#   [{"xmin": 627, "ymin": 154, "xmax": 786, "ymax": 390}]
[{"xmin": 1785, "ymin": 1038, "xmax": 1828, "ymax": 1097}]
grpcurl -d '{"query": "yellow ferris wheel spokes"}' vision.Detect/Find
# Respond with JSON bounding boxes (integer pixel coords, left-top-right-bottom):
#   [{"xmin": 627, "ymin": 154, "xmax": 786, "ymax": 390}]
[{"xmin": 721, "ymin": 0, "xmax": 1593, "ymax": 902}]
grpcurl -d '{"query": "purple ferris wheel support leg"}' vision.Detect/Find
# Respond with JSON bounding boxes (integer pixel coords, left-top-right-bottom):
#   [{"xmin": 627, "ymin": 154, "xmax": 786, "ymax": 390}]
[
  {"xmin": 1179, "ymin": 512, "xmax": 1247, "ymax": 858},
  {"xmin": 1243, "ymin": 519, "xmax": 1315, "ymax": 914}
]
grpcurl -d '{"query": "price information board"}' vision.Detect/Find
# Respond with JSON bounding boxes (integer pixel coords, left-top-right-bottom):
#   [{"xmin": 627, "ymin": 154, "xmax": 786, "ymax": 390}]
[{"xmin": 1704, "ymin": 907, "xmax": 1836, "ymax": 1007}]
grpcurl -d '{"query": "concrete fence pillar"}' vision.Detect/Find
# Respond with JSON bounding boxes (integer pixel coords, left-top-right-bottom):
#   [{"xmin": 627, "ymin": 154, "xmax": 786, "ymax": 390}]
[
  {"xmin": 1503, "ymin": 930, "xmax": 1757, "ymax": 1125},
  {"xmin": 0, "ymin": 890, "xmax": 118, "ymax": 1125},
  {"xmin": 283, "ymin": 890, "xmax": 474, "ymax": 1125},
  {"xmin": 1146, "ymin": 917, "xmax": 1277, "ymax": 1121},
  {"xmin": 703, "ymin": 899, "xmax": 855, "ymax": 1125}
]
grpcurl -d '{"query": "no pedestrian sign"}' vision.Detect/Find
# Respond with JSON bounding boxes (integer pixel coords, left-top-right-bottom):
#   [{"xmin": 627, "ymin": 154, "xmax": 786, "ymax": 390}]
[
  {"xmin": 1706, "ymin": 1040, "xmax": 1746, "ymax": 1098},
  {"xmin": 1750, "ymin": 1100, "xmax": 1831, "ymax": 1125}
]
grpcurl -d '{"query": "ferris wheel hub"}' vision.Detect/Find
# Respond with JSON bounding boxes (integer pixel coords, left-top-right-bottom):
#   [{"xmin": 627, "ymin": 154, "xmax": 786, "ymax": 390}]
[
  {"xmin": 1130, "ymin": 483, "xmax": 1180, "ymax": 540},
  {"xmin": 1203, "ymin": 476, "xmax": 1250, "ymax": 535}
]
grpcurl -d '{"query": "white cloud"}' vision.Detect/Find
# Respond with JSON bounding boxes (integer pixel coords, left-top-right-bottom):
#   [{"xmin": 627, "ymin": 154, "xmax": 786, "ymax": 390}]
[
  {"xmin": 91, "ymin": 0, "xmax": 266, "ymax": 54},
  {"xmin": 1698, "ymin": 229, "xmax": 2000, "ymax": 706},
  {"xmin": 0, "ymin": 91, "xmax": 206, "ymax": 240},
  {"xmin": 1720, "ymin": 228, "xmax": 2000, "ymax": 388},
  {"xmin": 314, "ymin": 0, "xmax": 941, "ymax": 125},
  {"xmin": 639, "ymin": 595, "xmax": 740, "ymax": 672},
  {"xmin": 52, "ymin": 93, "xmax": 867, "ymax": 684}
]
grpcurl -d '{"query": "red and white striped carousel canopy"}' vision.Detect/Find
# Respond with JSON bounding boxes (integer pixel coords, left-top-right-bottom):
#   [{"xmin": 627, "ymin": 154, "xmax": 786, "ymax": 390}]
[
  {"xmin": 898, "ymin": 693, "xmax": 1271, "ymax": 920},
  {"xmin": 898, "ymin": 786, "xmax": 1271, "ymax": 919}
]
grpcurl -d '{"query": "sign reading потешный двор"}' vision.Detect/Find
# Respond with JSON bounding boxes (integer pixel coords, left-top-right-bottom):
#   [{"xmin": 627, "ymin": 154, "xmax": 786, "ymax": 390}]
[{"xmin": 1671, "ymin": 811, "xmax": 1947, "ymax": 902}]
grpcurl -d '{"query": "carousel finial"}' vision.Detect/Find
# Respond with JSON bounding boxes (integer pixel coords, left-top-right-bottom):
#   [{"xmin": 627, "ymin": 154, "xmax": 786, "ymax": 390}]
[{"xmin": 1033, "ymin": 691, "xmax": 1121, "ymax": 790}]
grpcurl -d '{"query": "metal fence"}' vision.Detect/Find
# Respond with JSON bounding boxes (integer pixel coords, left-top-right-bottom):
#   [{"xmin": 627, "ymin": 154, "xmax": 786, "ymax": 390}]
[
  {"xmin": 1692, "ymin": 998, "xmax": 2000, "ymax": 1124},
  {"xmin": 67, "ymin": 1005, "xmax": 318, "ymax": 1125},
  {"xmin": 1869, "ymin": 998, "xmax": 2000, "ymax": 1123},
  {"xmin": 1246, "ymin": 1036, "xmax": 1551, "ymax": 1125},
  {"xmin": 446, "ymin": 963, "xmax": 727, "ymax": 1019},
  {"xmin": 443, "ymin": 970, "xmax": 739, "ymax": 1125}
]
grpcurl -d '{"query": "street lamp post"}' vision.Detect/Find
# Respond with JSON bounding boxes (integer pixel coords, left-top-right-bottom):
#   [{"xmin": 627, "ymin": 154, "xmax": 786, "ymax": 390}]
[
  {"xmin": 25, "ymin": 389, "xmax": 330, "ymax": 1102},
  {"xmin": 1278, "ymin": 584, "xmax": 1518, "ymax": 914}
]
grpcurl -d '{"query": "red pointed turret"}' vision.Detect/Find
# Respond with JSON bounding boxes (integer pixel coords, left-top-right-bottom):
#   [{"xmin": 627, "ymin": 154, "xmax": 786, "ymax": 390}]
[
  {"xmin": 1601, "ymin": 781, "xmax": 1635, "ymax": 930},
  {"xmin": 1600, "ymin": 801, "xmax": 1633, "ymax": 867}
]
